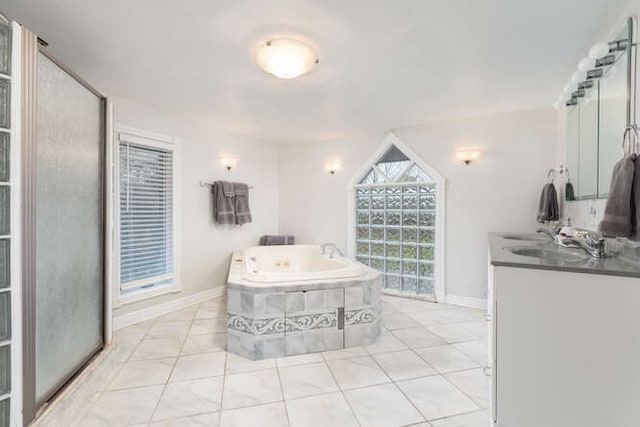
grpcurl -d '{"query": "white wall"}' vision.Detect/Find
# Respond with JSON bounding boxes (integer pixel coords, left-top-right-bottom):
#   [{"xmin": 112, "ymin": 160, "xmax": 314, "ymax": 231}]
[
  {"xmin": 279, "ymin": 108, "xmax": 557, "ymax": 301},
  {"xmin": 111, "ymin": 96, "xmax": 280, "ymax": 316}
]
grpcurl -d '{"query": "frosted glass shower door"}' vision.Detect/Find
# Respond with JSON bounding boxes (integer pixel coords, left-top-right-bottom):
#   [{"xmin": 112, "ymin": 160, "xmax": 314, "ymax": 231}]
[{"xmin": 34, "ymin": 52, "xmax": 104, "ymax": 404}]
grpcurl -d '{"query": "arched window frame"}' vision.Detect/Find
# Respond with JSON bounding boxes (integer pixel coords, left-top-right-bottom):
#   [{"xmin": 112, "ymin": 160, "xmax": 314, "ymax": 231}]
[{"xmin": 347, "ymin": 132, "xmax": 446, "ymax": 302}]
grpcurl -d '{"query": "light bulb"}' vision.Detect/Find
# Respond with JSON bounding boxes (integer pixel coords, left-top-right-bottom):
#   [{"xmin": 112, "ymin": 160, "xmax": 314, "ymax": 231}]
[
  {"xmin": 578, "ymin": 56, "xmax": 596, "ymax": 72},
  {"xmin": 571, "ymin": 71, "xmax": 586, "ymax": 85},
  {"xmin": 589, "ymin": 42, "xmax": 610, "ymax": 59}
]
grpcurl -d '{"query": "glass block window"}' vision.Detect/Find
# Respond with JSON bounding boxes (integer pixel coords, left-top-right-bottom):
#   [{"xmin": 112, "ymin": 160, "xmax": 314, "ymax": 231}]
[{"xmin": 355, "ymin": 145, "xmax": 437, "ymax": 296}]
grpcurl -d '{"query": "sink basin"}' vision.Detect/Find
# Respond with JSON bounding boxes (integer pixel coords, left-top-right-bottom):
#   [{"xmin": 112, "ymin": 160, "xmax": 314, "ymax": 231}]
[
  {"xmin": 505, "ymin": 245, "xmax": 589, "ymax": 263},
  {"xmin": 500, "ymin": 233, "xmax": 547, "ymax": 242}
]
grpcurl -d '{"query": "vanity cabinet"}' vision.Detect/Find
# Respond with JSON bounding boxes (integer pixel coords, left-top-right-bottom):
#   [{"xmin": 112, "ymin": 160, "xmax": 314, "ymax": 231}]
[{"xmin": 488, "ymin": 266, "xmax": 640, "ymax": 427}]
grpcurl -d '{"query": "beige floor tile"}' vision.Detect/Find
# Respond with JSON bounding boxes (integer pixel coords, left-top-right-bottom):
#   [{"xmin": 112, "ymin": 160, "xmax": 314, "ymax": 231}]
[
  {"xmin": 220, "ymin": 402, "xmax": 288, "ymax": 427},
  {"xmin": 427, "ymin": 323, "xmax": 486, "ymax": 344},
  {"xmin": 286, "ymin": 392, "xmax": 359, "ymax": 427},
  {"xmin": 279, "ymin": 362, "xmax": 339, "ymax": 399},
  {"xmin": 383, "ymin": 313, "xmax": 421, "ymax": 330},
  {"xmin": 365, "ymin": 331, "xmax": 408, "ymax": 355},
  {"xmin": 451, "ymin": 341, "xmax": 488, "ymax": 367},
  {"xmin": 430, "ymin": 410, "xmax": 490, "ymax": 426},
  {"xmin": 189, "ymin": 317, "xmax": 227, "ymax": 335},
  {"xmin": 221, "ymin": 368, "xmax": 283, "ymax": 410},
  {"xmin": 445, "ymin": 368, "xmax": 490, "ymax": 409},
  {"xmin": 130, "ymin": 338, "xmax": 184, "ymax": 361},
  {"xmin": 322, "ymin": 346, "xmax": 369, "ymax": 360},
  {"xmin": 398, "ymin": 376, "xmax": 479, "ymax": 421},
  {"xmin": 152, "ymin": 377, "xmax": 224, "ymax": 420},
  {"xmin": 415, "ymin": 345, "xmax": 479, "ymax": 374},
  {"xmin": 181, "ymin": 333, "xmax": 226, "ymax": 355},
  {"xmin": 113, "ymin": 322, "xmax": 155, "ymax": 343},
  {"xmin": 145, "ymin": 320, "xmax": 192, "ymax": 340},
  {"xmin": 275, "ymin": 352, "xmax": 324, "ymax": 368},
  {"xmin": 83, "ymin": 385, "xmax": 164, "ymax": 425},
  {"xmin": 326, "ymin": 356, "xmax": 391, "ymax": 390},
  {"xmin": 225, "ymin": 351, "xmax": 276, "ymax": 374},
  {"xmin": 108, "ymin": 358, "xmax": 175, "ymax": 390},
  {"xmin": 149, "ymin": 411, "xmax": 220, "ymax": 426},
  {"xmin": 344, "ymin": 383, "xmax": 425, "ymax": 427},
  {"xmin": 391, "ymin": 327, "xmax": 446, "ymax": 349},
  {"xmin": 170, "ymin": 352, "xmax": 227, "ymax": 382},
  {"xmin": 373, "ymin": 350, "xmax": 436, "ymax": 381}
]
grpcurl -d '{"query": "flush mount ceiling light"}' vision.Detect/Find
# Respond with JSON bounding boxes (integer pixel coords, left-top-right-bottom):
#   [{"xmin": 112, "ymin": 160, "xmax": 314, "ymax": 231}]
[{"xmin": 256, "ymin": 38, "xmax": 319, "ymax": 79}]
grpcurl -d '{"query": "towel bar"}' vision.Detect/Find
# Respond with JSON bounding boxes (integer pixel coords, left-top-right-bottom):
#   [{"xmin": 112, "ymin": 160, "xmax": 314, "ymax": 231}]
[{"xmin": 199, "ymin": 180, "xmax": 254, "ymax": 189}]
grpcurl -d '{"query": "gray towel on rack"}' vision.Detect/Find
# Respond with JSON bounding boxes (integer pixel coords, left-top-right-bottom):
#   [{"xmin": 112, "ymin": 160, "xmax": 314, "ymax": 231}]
[
  {"xmin": 212, "ymin": 181, "xmax": 236, "ymax": 224},
  {"xmin": 599, "ymin": 155, "xmax": 636, "ymax": 237},
  {"xmin": 233, "ymin": 182, "xmax": 252, "ymax": 225},
  {"xmin": 536, "ymin": 183, "xmax": 559, "ymax": 223},
  {"xmin": 259, "ymin": 235, "xmax": 295, "ymax": 246}
]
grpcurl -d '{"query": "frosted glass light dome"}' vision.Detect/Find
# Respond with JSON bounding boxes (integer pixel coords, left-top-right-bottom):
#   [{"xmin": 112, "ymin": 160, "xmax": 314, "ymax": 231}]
[{"xmin": 256, "ymin": 38, "xmax": 319, "ymax": 79}]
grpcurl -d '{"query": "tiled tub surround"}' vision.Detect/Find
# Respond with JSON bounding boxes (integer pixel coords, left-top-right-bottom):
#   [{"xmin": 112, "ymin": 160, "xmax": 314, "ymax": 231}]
[{"xmin": 227, "ymin": 247, "xmax": 383, "ymax": 360}]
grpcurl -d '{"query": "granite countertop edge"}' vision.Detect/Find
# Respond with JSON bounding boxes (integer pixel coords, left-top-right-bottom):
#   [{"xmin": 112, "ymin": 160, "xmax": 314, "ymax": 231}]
[{"xmin": 489, "ymin": 232, "xmax": 640, "ymax": 279}]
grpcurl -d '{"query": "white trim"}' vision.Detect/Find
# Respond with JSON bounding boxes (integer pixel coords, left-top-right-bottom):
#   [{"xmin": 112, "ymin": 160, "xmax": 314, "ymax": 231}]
[
  {"xmin": 347, "ymin": 131, "xmax": 447, "ymax": 302},
  {"xmin": 445, "ymin": 294, "xmax": 487, "ymax": 310},
  {"xmin": 104, "ymin": 101, "xmax": 114, "ymax": 344},
  {"xmin": 113, "ymin": 287, "xmax": 226, "ymax": 330},
  {"xmin": 112, "ymin": 123, "xmax": 181, "ymax": 308},
  {"xmin": 8, "ymin": 21, "xmax": 22, "ymax": 427},
  {"xmin": 118, "ymin": 282, "xmax": 181, "ymax": 306}
]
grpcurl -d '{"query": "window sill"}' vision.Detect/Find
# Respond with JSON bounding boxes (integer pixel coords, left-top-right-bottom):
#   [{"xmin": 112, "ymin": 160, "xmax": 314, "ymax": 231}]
[{"xmin": 116, "ymin": 282, "xmax": 181, "ymax": 307}]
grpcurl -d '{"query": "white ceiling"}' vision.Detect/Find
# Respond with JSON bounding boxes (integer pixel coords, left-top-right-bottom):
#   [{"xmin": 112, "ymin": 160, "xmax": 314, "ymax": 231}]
[{"xmin": 1, "ymin": 0, "xmax": 631, "ymax": 142}]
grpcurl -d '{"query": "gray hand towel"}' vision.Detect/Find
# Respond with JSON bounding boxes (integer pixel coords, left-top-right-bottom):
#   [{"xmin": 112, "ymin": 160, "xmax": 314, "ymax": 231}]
[
  {"xmin": 233, "ymin": 182, "xmax": 252, "ymax": 225},
  {"xmin": 259, "ymin": 235, "xmax": 295, "ymax": 245},
  {"xmin": 599, "ymin": 155, "xmax": 636, "ymax": 237},
  {"xmin": 212, "ymin": 181, "xmax": 235, "ymax": 224},
  {"xmin": 536, "ymin": 183, "xmax": 559, "ymax": 223}
]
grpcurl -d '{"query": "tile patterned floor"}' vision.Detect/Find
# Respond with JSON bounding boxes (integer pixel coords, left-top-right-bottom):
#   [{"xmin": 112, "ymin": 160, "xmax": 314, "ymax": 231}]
[{"xmin": 76, "ymin": 295, "xmax": 490, "ymax": 427}]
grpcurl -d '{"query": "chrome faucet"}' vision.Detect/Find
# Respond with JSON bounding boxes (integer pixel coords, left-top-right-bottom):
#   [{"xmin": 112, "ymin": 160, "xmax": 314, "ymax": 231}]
[
  {"xmin": 560, "ymin": 234, "xmax": 607, "ymax": 258},
  {"xmin": 536, "ymin": 226, "xmax": 560, "ymax": 241},
  {"xmin": 320, "ymin": 243, "xmax": 344, "ymax": 258}
]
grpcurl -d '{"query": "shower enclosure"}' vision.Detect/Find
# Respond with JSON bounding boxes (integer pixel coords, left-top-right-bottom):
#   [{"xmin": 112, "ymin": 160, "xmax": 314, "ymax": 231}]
[{"xmin": 21, "ymin": 30, "xmax": 106, "ymax": 423}]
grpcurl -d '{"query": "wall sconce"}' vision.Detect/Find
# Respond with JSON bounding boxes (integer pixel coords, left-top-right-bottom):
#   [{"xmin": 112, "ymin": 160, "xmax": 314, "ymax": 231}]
[
  {"xmin": 324, "ymin": 161, "xmax": 342, "ymax": 175},
  {"xmin": 220, "ymin": 157, "xmax": 238, "ymax": 170},
  {"xmin": 456, "ymin": 150, "xmax": 481, "ymax": 165}
]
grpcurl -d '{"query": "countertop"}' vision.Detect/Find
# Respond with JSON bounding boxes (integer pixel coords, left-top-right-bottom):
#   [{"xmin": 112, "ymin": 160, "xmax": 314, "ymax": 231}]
[{"xmin": 489, "ymin": 232, "xmax": 640, "ymax": 278}]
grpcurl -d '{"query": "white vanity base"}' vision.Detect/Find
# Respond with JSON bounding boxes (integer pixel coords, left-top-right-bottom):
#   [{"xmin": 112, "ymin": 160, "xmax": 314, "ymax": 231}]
[{"xmin": 489, "ymin": 266, "xmax": 640, "ymax": 427}]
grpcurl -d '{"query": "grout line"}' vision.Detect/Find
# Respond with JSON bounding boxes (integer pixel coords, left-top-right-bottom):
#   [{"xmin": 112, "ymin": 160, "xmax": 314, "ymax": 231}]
[
  {"xmin": 274, "ymin": 360, "xmax": 292, "ymax": 426},
  {"xmin": 322, "ymin": 359, "xmax": 363, "ymax": 427},
  {"xmin": 366, "ymin": 348, "xmax": 428, "ymax": 425},
  {"xmin": 147, "ymin": 313, "xmax": 194, "ymax": 423}
]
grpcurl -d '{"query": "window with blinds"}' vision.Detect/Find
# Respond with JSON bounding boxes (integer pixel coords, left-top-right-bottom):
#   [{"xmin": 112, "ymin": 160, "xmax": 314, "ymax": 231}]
[{"xmin": 118, "ymin": 135, "xmax": 174, "ymax": 292}]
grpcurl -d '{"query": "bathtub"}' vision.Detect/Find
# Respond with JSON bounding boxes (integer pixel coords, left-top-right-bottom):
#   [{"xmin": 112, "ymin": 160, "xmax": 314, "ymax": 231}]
[
  {"xmin": 242, "ymin": 244, "xmax": 365, "ymax": 283},
  {"xmin": 226, "ymin": 244, "xmax": 382, "ymax": 360}
]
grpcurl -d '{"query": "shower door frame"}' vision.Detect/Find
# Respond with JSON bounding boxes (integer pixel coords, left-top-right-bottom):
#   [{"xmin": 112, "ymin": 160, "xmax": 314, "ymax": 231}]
[{"xmin": 21, "ymin": 43, "xmax": 108, "ymax": 424}]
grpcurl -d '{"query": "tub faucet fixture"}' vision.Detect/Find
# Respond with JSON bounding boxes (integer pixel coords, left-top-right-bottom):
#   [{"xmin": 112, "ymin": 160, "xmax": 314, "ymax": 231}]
[{"xmin": 321, "ymin": 243, "xmax": 344, "ymax": 258}]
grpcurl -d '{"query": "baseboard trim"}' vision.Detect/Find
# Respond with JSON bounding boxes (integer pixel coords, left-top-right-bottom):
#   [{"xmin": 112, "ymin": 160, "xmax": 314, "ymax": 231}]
[
  {"xmin": 445, "ymin": 294, "xmax": 487, "ymax": 309},
  {"xmin": 113, "ymin": 287, "xmax": 226, "ymax": 330}
]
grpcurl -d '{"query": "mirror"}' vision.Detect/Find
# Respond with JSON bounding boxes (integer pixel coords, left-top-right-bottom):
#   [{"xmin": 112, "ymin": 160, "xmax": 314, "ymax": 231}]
[{"xmin": 564, "ymin": 17, "xmax": 634, "ymax": 200}]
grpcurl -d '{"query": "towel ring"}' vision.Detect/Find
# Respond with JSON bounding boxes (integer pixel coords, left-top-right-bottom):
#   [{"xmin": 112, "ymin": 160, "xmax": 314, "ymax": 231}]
[
  {"xmin": 547, "ymin": 169, "xmax": 556, "ymax": 183},
  {"xmin": 622, "ymin": 124, "xmax": 640, "ymax": 155}
]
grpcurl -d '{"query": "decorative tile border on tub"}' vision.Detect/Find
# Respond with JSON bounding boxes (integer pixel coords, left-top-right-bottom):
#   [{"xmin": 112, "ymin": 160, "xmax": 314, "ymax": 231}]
[
  {"xmin": 228, "ymin": 310, "xmax": 339, "ymax": 336},
  {"xmin": 345, "ymin": 306, "xmax": 381, "ymax": 326}
]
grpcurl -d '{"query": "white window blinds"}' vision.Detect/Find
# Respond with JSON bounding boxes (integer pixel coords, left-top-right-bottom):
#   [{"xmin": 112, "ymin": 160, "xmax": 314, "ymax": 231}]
[{"xmin": 119, "ymin": 134, "xmax": 174, "ymax": 291}]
